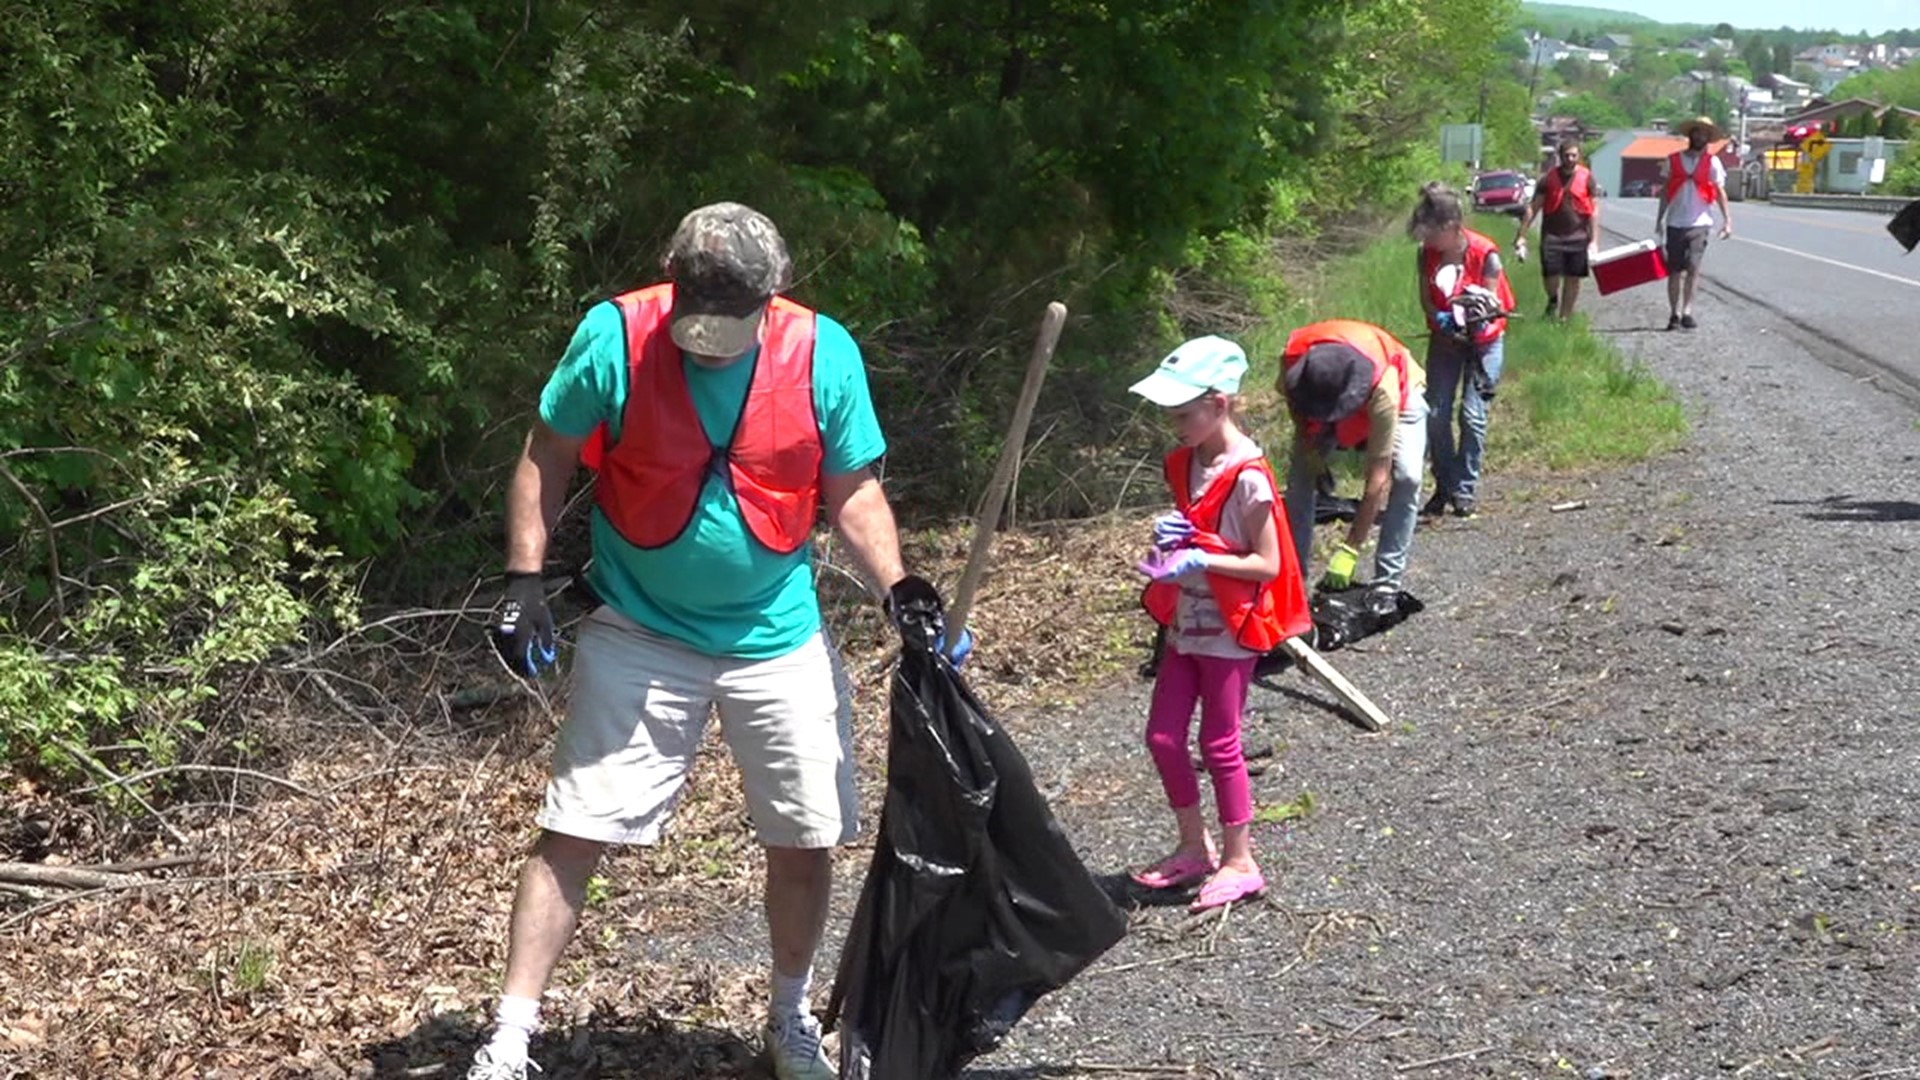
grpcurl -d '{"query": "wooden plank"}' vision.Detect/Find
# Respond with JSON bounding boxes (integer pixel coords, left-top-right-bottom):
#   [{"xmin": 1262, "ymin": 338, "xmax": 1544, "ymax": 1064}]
[{"xmin": 1279, "ymin": 637, "xmax": 1391, "ymax": 732}]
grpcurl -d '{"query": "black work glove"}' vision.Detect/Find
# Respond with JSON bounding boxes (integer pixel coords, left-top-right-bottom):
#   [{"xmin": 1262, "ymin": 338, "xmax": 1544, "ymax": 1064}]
[
  {"xmin": 492, "ymin": 571, "xmax": 557, "ymax": 677},
  {"xmin": 884, "ymin": 574, "xmax": 946, "ymax": 656}
]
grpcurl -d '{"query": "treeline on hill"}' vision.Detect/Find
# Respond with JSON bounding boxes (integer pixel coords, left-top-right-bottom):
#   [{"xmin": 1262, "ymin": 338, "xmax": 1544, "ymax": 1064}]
[{"xmin": 0, "ymin": 0, "xmax": 1522, "ymax": 785}]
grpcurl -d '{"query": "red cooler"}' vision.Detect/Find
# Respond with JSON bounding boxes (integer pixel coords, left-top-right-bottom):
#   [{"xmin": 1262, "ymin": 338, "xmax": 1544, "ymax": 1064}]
[{"xmin": 1592, "ymin": 239, "xmax": 1668, "ymax": 295}]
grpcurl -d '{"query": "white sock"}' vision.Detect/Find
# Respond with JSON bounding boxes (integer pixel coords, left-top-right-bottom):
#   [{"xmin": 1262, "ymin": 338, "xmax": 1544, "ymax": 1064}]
[
  {"xmin": 484, "ymin": 995, "xmax": 540, "ymax": 1062},
  {"xmin": 770, "ymin": 968, "xmax": 812, "ymax": 1021}
]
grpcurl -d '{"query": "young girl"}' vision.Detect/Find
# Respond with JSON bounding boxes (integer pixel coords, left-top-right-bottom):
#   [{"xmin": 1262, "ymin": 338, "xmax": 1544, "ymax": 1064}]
[
  {"xmin": 1126, "ymin": 336, "xmax": 1313, "ymax": 912},
  {"xmin": 1410, "ymin": 181, "xmax": 1515, "ymax": 520}
]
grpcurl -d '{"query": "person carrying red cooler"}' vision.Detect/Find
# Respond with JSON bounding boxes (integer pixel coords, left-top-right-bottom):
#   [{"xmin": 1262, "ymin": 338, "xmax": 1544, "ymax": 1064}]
[
  {"xmin": 1517, "ymin": 138, "xmax": 1602, "ymax": 321},
  {"xmin": 1127, "ymin": 336, "xmax": 1312, "ymax": 912}
]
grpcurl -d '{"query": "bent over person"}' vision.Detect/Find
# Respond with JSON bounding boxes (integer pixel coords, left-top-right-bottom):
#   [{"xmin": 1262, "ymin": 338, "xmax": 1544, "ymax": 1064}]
[
  {"xmin": 1278, "ymin": 320, "xmax": 1429, "ymax": 597},
  {"xmin": 471, "ymin": 202, "xmax": 960, "ymax": 1080}
]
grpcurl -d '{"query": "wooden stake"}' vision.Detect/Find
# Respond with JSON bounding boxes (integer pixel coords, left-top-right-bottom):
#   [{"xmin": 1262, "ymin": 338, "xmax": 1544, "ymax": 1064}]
[
  {"xmin": 1280, "ymin": 636, "xmax": 1391, "ymax": 732},
  {"xmin": 947, "ymin": 301, "xmax": 1068, "ymax": 639}
]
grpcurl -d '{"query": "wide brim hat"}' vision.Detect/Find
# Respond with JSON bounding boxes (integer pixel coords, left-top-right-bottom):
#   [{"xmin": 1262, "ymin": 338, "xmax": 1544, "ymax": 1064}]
[{"xmin": 1676, "ymin": 115, "xmax": 1722, "ymax": 142}]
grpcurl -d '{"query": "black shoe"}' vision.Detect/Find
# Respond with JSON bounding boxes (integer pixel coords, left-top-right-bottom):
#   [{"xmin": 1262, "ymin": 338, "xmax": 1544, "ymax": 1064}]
[
  {"xmin": 1680, "ymin": 313, "xmax": 1698, "ymax": 330},
  {"xmin": 1544, "ymin": 298, "xmax": 1557, "ymax": 319},
  {"xmin": 1451, "ymin": 497, "xmax": 1478, "ymax": 519},
  {"xmin": 1665, "ymin": 314, "xmax": 1681, "ymax": 331},
  {"xmin": 1421, "ymin": 490, "xmax": 1451, "ymax": 517}
]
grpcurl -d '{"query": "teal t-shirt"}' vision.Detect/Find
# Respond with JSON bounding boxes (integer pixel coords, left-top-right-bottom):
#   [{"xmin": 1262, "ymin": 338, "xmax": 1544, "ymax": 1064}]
[{"xmin": 539, "ymin": 301, "xmax": 886, "ymax": 659}]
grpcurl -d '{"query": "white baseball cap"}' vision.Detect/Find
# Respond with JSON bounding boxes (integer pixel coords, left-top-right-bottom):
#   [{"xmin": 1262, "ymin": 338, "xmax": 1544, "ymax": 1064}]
[{"xmin": 1128, "ymin": 335, "xmax": 1249, "ymax": 407}]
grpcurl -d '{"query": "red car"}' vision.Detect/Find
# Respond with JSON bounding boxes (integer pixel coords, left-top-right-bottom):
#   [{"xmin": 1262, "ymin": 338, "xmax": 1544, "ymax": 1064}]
[{"xmin": 1471, "ymin": 171, "xmax": 1527, "ymax": 214}]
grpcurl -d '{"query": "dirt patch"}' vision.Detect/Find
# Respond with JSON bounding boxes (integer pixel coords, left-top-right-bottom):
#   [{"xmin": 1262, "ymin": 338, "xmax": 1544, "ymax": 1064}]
[{"xmin": 0, "ymin": 515, "xmax": 1160, "ymax": 1079}]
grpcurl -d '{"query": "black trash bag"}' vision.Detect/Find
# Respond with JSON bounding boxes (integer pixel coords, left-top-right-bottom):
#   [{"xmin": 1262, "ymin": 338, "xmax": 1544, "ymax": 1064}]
[
  {"xmin": 1890, "ymin": 199, "xmax": 1920, "ymax": 254},
  {"xmin": 1313, "ymin": 492, "xmax": 1359, "ymax": 524},
  {"xmin": 1308, "ymin": 585, "xmax": 1425, "ymax": 652},
  {"xmin": 1313, "ymin": 466, "xmax": 1358, "ymax": 524},
  {"xmin": 827, "ymin": 600, "xmax": 1127, "ymax": 1080}
]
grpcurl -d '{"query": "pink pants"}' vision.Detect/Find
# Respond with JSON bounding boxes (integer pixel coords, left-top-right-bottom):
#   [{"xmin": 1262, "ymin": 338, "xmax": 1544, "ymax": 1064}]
[{"xmin": 1145, "ymin": 647, "xmax": 1256, "ymax": 828}]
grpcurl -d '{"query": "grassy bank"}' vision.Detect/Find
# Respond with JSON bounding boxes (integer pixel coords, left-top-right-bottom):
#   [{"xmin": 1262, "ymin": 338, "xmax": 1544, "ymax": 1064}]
[{"xmin": 1239, "ymin": 213, "xmax": 1688, "ymax": 471}]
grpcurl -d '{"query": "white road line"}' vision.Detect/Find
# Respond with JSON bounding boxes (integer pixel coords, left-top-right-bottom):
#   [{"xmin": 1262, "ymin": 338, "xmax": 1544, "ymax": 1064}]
[
  {"xmin": 1603, "ymin": 203, "xmax": 1920, "ymax": 290},
  {"xmin": 1732, "ymin": 235, "xmax": 1920, "ymax": 290}
]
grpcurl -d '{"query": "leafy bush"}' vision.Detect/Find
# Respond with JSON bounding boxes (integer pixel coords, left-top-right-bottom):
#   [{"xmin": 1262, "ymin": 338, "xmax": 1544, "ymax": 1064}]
[{"xmin": 0, "ymin": 0, "xmax": 1526, "ymax": 786}]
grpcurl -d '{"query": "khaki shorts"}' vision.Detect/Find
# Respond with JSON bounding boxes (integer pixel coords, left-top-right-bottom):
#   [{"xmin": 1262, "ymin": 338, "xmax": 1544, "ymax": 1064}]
[{"xmin": 538, "ymin": 606, "xmax": 857, "ymax": 849}]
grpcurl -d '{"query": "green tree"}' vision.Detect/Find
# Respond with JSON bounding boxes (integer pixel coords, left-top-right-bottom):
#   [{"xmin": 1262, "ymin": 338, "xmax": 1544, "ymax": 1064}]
[{"xmin": 1554, "ymin": 91, "xmax": 1634, "ymax": 130}]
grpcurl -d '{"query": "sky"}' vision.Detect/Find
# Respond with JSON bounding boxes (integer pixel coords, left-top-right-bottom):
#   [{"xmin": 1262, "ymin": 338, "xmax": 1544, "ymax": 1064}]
[{"xmin": 1599, "ymin": 0, "xmax": 1913, "ymax": 34}]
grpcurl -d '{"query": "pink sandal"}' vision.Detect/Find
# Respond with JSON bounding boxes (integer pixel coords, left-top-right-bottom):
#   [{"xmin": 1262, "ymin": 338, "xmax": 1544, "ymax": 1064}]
[
  {"xmin": 1189, "ymin": 866, "xmax": 1266, "ymax": 912},
  {"xmin": 1129, "ymin": 850, "xmax": 1218, "ymax": 890}
]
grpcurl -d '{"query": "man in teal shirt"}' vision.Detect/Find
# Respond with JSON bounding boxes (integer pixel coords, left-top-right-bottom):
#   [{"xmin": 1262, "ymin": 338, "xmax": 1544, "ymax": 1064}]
[{"xmin": 471, "ymin": 203, "xmax": 959, "ymax": 1080}]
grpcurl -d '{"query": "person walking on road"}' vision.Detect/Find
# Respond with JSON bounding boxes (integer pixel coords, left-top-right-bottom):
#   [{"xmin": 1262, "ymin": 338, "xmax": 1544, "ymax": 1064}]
[
  {"xmin": 470, "ymin": 202, "xmax": 963, "ymax": 1080},
  {"xmin": 1277, "ymin": 320, "xmax": 1429, "ymax": 597},
  {"xmin": 1655, "ymin": 116, "xmax": 1734, "ymax": 331},
  {"xmin": 1410, "ymin": 182, "xmax": 1515, "ymax": 520},
  {"xmin": 1517, "ymin": 138, "xmax": 1600, "ymax": 321},
  {"xmin": 1128, "ymin": 337, "xmax": 1311, "ymax": 913}
]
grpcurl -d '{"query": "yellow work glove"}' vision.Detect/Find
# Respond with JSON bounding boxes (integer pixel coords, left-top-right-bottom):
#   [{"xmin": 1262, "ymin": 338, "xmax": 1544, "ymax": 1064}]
[{"xmin": 1320, "ymin": 543, "xmax": 1360, "ymax": 591}]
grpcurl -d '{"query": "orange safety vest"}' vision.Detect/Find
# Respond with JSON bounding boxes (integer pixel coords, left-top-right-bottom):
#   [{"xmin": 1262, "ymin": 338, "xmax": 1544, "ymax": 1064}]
[
  {"xmin": 1280, "ymin": 320, "xmax": 1415, "ymax": 451},
  {"xmin": 1422, "ymin": 229, "xmax": 1515, "ymax": 346},
  {"xmin": 1540, "ymin": 165, "xmax": 1595, "ymax": 218},
  {"xmin": 1141, "ymin": 446, "xmax": 1312, "ymax": 653},
  {"xmin": 579, "ymin": 283, "xmax": 823, "ymax": 554},
  {"xmin": 1665, "ymin": 151, "xmax": 1720, "ymax": 207}
]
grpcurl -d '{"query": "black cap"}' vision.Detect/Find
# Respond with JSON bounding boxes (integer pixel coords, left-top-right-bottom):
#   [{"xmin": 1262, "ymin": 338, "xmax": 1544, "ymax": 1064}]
[{"xmin": 1284, "ymin": 342, "xmax": 1375, "ymax": 423}]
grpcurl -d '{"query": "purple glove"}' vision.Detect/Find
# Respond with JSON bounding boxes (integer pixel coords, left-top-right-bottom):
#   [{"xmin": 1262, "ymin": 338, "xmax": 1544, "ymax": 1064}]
[
  {"xmin": 1136, "ymin": 548, "xmax": 1211, "ymax": 581},
  {"xmin": 1152, "ymin": 511, "xmax": 1197, "ymax": 550}
]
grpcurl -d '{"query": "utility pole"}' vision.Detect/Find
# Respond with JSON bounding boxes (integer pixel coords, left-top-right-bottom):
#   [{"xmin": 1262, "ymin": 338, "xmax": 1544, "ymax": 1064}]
[{"xmin": 1526, "ymin": 32, "xmax": 1543, "ymax": 110}]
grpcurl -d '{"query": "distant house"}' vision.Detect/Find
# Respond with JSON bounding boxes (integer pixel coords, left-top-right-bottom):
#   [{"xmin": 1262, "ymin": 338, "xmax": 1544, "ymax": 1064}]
[
  {"xmin": 1528, "ymin": 34, "xmax": 1573, "ymax": 67},
  {"xmin": 1785, "ymin": 97, "xmax": 1920, "ymax": 131},
  {"xmin": 1596, "ymin": 32, "xmax": 1634, "ymax": 52},
  {"xmin": 1680, "ymin": 36, "xmax": 1735, "ymax": 56},
  {"xmin": 1740, "ymin": 87, "xmax": 1784, "ymax": 120},
  {"xmin": 1766, "ymin": 73, "xmax": 1816, "ymax": 110}
]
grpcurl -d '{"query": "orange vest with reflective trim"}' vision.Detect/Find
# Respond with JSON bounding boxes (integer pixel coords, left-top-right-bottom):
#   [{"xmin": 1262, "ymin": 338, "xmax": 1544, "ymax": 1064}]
[
  {"xmin": 1540, "ymin": 165, "xmax": 1595, "ymax": 218},
  {"xmin": 1141, "ymin": 446, "xmax": 1312, "ymax": 653},
  {"xmin": 1423, "ymin": 229, "xmax": 1515, "ymax": 346},
  {"xmin": 1280, "ymin": 320, "xmax": 1414, "ymax": 451},
  {"xmin": 1665, "ymin": 151, "xmax": 1719, "ymax": 207},
  {"xmin": 579, "ymin": 283, "xmax": 823, "ymax": 554}
]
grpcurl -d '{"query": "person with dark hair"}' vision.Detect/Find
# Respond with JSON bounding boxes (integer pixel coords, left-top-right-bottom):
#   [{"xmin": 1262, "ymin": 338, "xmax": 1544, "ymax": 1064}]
[
  {"xmin": 469, "ymin": 202, "xmax": 965, "ymax": 1080},
  {"xmin": 1277, "ymin": 320, "xmax": 1428, "ymax": 597},
  {"xmin": 1517, "ymin": 139, "xmax": 1600, "ymax": 320},
  {"xmin": 1410, "ymin": 182, "xmax": 1515, "ymax": 520},
  {"xmin": 1656, "ymin": 116, "xmax": 1733, "ymax": 330}
]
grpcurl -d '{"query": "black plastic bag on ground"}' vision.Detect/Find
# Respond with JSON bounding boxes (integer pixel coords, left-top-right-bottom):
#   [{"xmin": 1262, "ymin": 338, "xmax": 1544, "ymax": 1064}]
[
  {"xmin": 827, "ymin": 609, "xmax": 1126, "ymax": 1080},
  {"xmin": 1309, "ymin": 585, "xmax": 1425, "ymax": 651}
]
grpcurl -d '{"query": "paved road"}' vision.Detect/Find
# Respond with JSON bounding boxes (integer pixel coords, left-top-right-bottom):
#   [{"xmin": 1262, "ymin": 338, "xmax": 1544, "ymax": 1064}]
[{"xmin": 1598, "ymin": 196, "xmax": 1920, "ymax": 399}]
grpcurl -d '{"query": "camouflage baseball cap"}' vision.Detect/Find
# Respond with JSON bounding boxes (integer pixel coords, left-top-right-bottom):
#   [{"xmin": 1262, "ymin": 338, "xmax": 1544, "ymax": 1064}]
[{"xmin": 665, "ymin": 202, "xmax": 793, "ymax": 358}]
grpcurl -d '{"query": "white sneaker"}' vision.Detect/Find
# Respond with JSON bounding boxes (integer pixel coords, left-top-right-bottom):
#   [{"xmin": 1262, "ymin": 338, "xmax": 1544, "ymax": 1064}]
[
  {"xmin": 466, "ymin": 1047, "xmax": 541, "ymax": 1080},
  {"xmin": 764, "ymin": 1012, "xmax": 835, "ymax": 1080}
]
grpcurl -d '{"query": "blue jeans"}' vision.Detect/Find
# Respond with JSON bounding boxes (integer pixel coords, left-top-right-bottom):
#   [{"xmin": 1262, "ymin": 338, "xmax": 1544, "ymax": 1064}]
[
  {"xmin": 1425, "ymin": 334, "xmax": 1505, "ymax": 505},
  {"xmin": 1283, "ymin": 398, "xmax": 1429, "ymax": 591}
]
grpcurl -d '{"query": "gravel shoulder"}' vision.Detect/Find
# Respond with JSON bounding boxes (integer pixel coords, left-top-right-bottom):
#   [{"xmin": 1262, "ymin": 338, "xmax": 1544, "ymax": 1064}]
[{"xmin": 954, "ymin": 263, "xmax": 1920, "ymax": 1077}]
